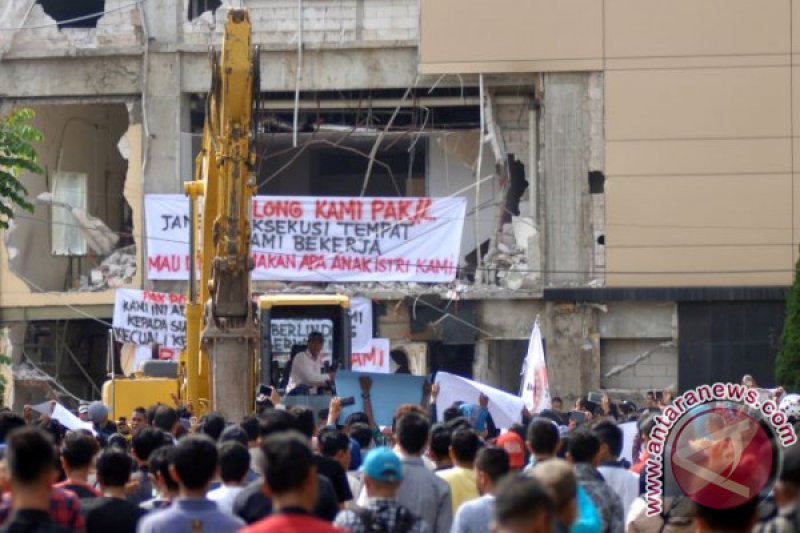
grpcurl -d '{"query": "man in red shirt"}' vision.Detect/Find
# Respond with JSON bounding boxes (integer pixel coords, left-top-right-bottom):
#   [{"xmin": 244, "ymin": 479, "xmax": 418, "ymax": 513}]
[{"xmin": 242, "ymin": 431, "xmax": 344, "ymax": 533}]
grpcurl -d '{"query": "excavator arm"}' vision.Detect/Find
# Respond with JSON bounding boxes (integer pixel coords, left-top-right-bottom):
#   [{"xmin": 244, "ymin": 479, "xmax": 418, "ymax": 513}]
[{"xmin": 183, "ymin": 9, "xmax": 259, "ymax": 421}]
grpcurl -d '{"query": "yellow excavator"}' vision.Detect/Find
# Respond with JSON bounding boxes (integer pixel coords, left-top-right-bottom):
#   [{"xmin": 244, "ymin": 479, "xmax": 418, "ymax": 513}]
[{"xmin": 103, "ymin": 9, "xmax": 351, "ymax": 420}]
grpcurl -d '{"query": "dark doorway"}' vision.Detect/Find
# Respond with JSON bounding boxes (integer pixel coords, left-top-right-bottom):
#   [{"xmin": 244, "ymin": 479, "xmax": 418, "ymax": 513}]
[
  {"xmin": 678, "ymin": 301, "xmax": 785, "ymax": 391},
  {"xmin": 428, "ymin": 342, "xmax": 474, "ymax": 379}
]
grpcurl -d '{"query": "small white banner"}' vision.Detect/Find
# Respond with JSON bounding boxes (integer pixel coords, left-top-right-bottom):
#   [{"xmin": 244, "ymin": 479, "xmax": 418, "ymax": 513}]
[
  {"xmin": 145, "ymin": 195, "xmax": 192, "ymax": 280},
  {"xmin": 145, "ymin": 195, "xmax": 466, "ymax": 283},
  {"xmin": 352, "ymin": 338, "xmax": 391, "ymax": 374},
  {"xmin": 112, "ymin": 289, "xmax": 187, "ymax": 349},
  {"xmin": 350, "ymin": 297, "xmax": 373, "ymax": 353}
]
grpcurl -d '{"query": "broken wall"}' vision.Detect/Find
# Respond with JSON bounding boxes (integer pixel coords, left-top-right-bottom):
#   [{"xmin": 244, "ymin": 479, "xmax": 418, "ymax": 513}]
[
  {"xmin": 0, "ymin": 124, "xmax": 143, "ymax": 308},
  {"xmin": 184, "ymin": 0, "xmax": 418, "ymax": 46},
  {"xmin": 4, "ymin": 104, "xmax": 131, "ymax": 292},
  {"xmin": 427, "ymin": 132, "xmax": 498, "ymax": 268},
  {"xmin": 0, "ymin": 0, "xmax": 141, "ymax": 56},
  {"xmin": 601, "ymin": 339, "xmax": 677, "ymax": 392}
]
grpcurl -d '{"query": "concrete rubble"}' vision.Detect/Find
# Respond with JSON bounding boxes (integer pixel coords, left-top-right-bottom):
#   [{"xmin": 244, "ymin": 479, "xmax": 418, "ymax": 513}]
[{"xmin": 90, "ymin": 244, "xmax": 137, "ymax": 290}]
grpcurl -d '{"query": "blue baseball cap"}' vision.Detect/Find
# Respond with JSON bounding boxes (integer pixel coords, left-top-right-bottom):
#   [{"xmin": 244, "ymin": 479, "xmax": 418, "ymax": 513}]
[{"xmin": 360, "ymin": 446, "xmax": 403, "ymax": 482}]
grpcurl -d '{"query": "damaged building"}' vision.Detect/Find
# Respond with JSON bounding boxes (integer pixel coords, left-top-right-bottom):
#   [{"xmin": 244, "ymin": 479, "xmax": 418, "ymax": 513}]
[{"xmin": 0, "ymin": 0, "xmax": 792, "ymax": 409}]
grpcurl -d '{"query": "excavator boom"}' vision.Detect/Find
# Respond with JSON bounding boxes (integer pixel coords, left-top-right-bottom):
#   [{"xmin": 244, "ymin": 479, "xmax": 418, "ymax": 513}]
[{"xmin": 183, "ymin": 9, "xmax": 259, "ymax": 421}]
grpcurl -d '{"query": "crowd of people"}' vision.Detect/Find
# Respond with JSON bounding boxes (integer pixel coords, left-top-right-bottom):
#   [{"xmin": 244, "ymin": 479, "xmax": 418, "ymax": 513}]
[{"xmin": 0, "ymin": 373, "xmax": 797, "ymax": 532}]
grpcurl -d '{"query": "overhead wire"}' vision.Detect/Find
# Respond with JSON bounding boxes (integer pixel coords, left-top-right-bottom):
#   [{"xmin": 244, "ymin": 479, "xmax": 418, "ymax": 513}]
[{"xmin": 18, "ymin": 350, "xmax": 86, "ymax": 403}]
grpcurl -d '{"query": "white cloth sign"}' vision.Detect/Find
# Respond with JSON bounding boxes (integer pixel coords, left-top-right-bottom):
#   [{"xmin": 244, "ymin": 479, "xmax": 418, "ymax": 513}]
[
  {"xmin": 112, "ymin": 289, "xmax": 187, "ymax": 349},
  {"xmin": 520, "ymin": 320, "xmax": 551, "ymax": 414},
  {"xmin": 145, "ymin": 195, "xmax": 466, "ymax": 282},
  {"xmin": 352, "ymin": 338, "xmax": 391, "ymax": 374},
  {"xmin": 350, "ymin": 297, "xmax": 373, "ymax": 353},
  {"xmin": 619, "ymin": 421, "xmax": 638, "ymax": 465},
  {"xmin": 145, "ymin": 195, "xmax": 191, "ymax": 280},
  {"xmin": 32, "ymin": 402, "xmax": 95, "ymax": 435},
  {"xmin": 434, "ymin": 371, "xmax": 525, "ymax": 429}
]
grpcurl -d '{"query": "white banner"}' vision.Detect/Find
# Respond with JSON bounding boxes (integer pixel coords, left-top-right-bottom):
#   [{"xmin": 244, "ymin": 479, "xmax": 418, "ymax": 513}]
[
  {"xmin": 619, "ymin": 421, "xmax": 638, "ymax": 465},
  {"xmin": 435, "ymin": 371, "xmax": 525, "ymax": 429},
  {"xmin": 350, "ymin": 297, "xmax": 373, "ymax": 353},
  {"xmin": 145, "ymin": 195, "xmax": 466, "ymax": 282},
  {"xmin": 352, "ymin": 338, "xmax": 391, "ymax": 374},
  {"xmin": 145, "ymin": 195, "xmax": 191, "ymax": 280},
  {"xmin": 520, "ymin": 320, "xmax": 551, "ymax": 414},
  {"xmin": 112, "ymin": 289, "xmax": 187, "ymax": 349}
]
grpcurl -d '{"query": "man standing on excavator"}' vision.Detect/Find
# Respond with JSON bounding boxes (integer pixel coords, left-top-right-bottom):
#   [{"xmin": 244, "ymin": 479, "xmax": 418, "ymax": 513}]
[{"xmin": 286, "ymin": 332, "xmax": 336, "ymax": 395}]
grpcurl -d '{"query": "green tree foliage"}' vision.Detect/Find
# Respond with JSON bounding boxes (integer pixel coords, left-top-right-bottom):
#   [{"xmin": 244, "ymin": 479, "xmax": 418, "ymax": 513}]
[
  {"xmin": 777, "ymin": 256, "xmax": 800, "ymax": 390},
  {"xmin": 0, "ymin": 108, "xmax": 43, "ymax": 229}
]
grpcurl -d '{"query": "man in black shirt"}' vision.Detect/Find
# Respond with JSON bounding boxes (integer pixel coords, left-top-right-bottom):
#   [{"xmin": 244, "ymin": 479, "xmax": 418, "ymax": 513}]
[
  {"xmin": 128, "ymin": 427, "xmax": 168, "ymax": 505},
  {"xmin": 291, "ymin": 406, "xmax": 353, "ymax": 505},
  {"xmin": 81, "ymin": 449, "xmax": 145, "ymax": 533},
  {"xmin": 0, "ymin": 427, "xmax": 66, "ymax": 533}
]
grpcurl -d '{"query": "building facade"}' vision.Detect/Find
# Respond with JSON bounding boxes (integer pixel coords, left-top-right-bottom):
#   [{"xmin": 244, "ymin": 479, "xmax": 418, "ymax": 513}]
[{"xmin": 0, "ymin": 0, "xmax": 790, "ymax": 409}]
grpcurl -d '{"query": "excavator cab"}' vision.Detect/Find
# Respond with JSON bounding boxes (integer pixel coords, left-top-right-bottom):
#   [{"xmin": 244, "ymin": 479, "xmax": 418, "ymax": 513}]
[{"xmin": 258, "ymin": 294, "xmax": 351, "ymax": 395}]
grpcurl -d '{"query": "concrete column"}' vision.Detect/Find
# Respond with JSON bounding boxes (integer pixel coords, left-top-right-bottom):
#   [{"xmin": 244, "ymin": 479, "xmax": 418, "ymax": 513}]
[
  {"xmin": 542, "ymin": 73, "xmax": 592, "ymax": 286},
  {"xmin": 473, "ymin": 340, "xmax": 491, "ymax": 384},
  {"xmin": 143, "ymin": 0, "xmax": 182, "ymax": 44},
  {"xmin": 544, "ymin": 302, "xmax": 600, "ymax": 401},
  {"xmin": 140, "ymin": 0, "xmax": 185, "ymax": 194},
  {"xmin": 142, "ymin": 52, "xmax": 184, "ymax": 194}
]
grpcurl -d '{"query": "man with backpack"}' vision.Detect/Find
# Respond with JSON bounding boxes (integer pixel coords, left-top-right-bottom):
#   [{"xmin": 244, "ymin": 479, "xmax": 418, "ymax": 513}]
[{"xmin": 335, "ymin": 447, "xmax": 427, "ymax": 533}]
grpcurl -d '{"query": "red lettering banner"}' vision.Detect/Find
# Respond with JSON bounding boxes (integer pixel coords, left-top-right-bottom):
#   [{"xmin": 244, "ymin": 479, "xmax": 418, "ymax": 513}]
[{"xmin": 146, "ymin": 195, "xmax": 466, "ymax": 282}]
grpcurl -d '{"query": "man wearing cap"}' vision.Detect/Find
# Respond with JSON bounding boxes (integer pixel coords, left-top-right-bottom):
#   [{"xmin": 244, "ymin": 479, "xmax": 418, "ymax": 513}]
[
  {"xmin": 87, "ymin": 401, "xmax": 116, "ymax": 440},
  {"xmin": 335, "ymin": 447, "xmax": 427, "ymax": 533},
  {"xmin": 495, "ymin": 431, "xmax": 526, "ymax": 472},
  {"xmin": 287, "ymin": 332, "xmax": 335, "ymax": 396},
  {"xmin": 78, "ymin": 403, "xmax": 90, "ymax": 421}
]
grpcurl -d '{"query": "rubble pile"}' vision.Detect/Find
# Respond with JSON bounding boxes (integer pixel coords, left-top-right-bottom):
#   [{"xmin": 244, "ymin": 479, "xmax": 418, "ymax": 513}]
[
  {"xmin": 78, "ymin": 245, "xmax": 137, "ymax": 291},
  {"xmin": 485, "ymin": 220, "xmax": 538, "ymax": 290}
]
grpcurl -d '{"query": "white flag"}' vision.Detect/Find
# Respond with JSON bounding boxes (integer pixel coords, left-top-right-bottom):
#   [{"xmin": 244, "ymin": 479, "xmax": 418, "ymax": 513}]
[{"xmin": 521, "ymin": 319, "xmax": 551, "ymax": 413}]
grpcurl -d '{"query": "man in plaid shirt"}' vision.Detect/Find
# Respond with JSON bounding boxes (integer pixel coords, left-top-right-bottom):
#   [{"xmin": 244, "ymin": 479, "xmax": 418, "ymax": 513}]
[
  {"xmin": 335, "ymin": 447, "xmax": 426, "ymax": 533},
  {"xmin": 0, "ymin": 426, "xmax": 82, "ymax": 533},
  {"xmin": 0, "ymin": 484, "xmax": 83, "ymax": 531}
]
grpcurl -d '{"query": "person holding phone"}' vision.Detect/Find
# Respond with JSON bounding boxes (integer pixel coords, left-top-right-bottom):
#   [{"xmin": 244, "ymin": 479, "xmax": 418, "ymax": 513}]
[{"xmin": 286, "ymin": 331, "xmax": 335, "ymax": 396}]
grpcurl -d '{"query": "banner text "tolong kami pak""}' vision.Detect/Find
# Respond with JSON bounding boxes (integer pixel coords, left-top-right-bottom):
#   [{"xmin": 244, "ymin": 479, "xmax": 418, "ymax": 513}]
[{"xmin": 145, "ymin": 195, "xmax": 466, "ymax": 283}]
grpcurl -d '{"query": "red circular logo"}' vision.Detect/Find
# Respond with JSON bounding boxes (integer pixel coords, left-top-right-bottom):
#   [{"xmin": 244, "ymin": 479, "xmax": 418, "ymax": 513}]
[{"xmin": 670, "ymin": 406, "xmax": 775, "ymax": 509}]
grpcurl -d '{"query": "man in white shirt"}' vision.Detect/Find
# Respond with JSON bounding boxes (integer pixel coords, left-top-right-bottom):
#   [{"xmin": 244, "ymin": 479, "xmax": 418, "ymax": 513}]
[
  {"xmin": 208, "ymin": 441, "xmax": 250, "ymax": 514},
  {"xmin": 287, "ymin": 331, "xmax": 334, "ymax": 395},
  {"xmin": 593, "ymin": 421, "xmax": 638, "ymax": 519}
]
